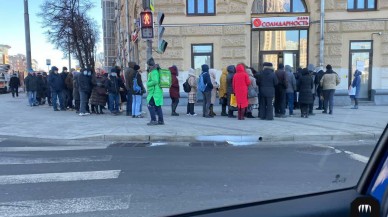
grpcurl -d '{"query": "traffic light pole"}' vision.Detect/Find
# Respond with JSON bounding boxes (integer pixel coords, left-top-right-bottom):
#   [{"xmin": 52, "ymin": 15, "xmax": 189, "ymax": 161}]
[{"xmin": 146, "ymin": 39, "xmax": 152, "ymax": 62}]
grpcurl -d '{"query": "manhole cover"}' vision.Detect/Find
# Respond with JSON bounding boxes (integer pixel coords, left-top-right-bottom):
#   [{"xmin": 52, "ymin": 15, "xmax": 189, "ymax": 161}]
[
  {"xmin": 109, "ymin": 142, "xmax": 150, "ymax": 148},
  {"xmin": 189, "ymin": 141, "xmax": 230, "ymax": 147},
  {"xmin": 296, "ymin": 146, "xmax": 338, "ymax": 156}
]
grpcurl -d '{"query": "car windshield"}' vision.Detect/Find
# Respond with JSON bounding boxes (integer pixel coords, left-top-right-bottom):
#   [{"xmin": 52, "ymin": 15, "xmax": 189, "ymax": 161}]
[{"xmin": 0, "ymin": 0, "xmax": 387, "ymax": 216}]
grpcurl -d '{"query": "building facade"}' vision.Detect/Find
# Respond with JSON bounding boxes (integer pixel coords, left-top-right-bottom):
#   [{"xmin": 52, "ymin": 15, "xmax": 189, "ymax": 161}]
[
  {"xmin": 9, "ymin": 54, "xmax": 27, "ymax": 74},
  {"xmin": 102, "ymin": 0, "xmax": 118, "ymax": 68},
  {"xmin": 0, "ymin": 44, "xmax": 11, "ymax": 65},
  {"xmin": 107, "ymin": 0, "xmax": 388, "ymax": 104}
]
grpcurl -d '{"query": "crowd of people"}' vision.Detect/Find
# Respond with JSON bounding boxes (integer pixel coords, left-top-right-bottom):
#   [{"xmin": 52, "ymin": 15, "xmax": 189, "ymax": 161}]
[{"xmin": 15, "ymin": 56, "xmax": 363, "ymax": 125}]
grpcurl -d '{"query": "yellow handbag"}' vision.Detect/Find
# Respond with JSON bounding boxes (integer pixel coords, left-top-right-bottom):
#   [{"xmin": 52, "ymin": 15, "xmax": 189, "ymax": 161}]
[{"xmin": 230, "ymin": 94, "xmax": 237, "ymax": 107}]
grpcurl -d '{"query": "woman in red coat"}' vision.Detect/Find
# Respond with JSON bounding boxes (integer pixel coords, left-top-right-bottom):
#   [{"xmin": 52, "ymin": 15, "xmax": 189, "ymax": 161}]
[
  {"xmin": 169, "ymin": 65, "xmax": 180, "ymax": 116},
  {"xmin": 232, "ymin": 64, "xmax": 251, "ymax": 120}
]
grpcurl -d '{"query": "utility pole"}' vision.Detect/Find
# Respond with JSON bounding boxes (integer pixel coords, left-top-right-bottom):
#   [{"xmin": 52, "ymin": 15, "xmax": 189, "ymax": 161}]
[
  {"xmin": 68, "ymin": 34, "xmax": 71, "ymax": 70},
  {"xmin": 23, "ymin": 0, "xmax": 32, "ymax": 71},
  {"xmin": 142, "ymin": 0, "xmax": 152, "ymax": 62}
]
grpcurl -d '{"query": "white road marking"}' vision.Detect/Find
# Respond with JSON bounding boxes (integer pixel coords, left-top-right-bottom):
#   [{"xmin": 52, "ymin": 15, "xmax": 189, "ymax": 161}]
[
  {"xmin": 0, "ymin": 195, "xmax": 131, "ymax": 217},
  {"xmin": 0, "ymin": 145, "xmax": 108, "ymax": 152},
  {"xmin": 0, "ymin": 170, "xmax": 121, "ymax": 185},
  {"xmin": 0, "ymin": 138, "xmax": 6, "ymax": 142},
  {"xmin": 226, "ymin": 141, "xmax": 257, "ymax": 146},
  {"xmin": 0, "ymin": 155, "xmax": 112, "ymax": 165},
  {"xmin": 150, "ymin": 142, "xmax": 167, "ymax": 146},
  {"xmin": 313, "ymin": 144, "xmax": 369, "ymax": 164}
]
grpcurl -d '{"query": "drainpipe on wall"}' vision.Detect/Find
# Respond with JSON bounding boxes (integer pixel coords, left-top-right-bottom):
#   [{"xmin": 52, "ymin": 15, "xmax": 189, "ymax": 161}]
[
  {"xmin": 319, "ymin": 0, "xmax": 325, "ymax": 67},
  {"xmin": 126, "ymin": 0, "xmax": 130, "ymax": 64}
]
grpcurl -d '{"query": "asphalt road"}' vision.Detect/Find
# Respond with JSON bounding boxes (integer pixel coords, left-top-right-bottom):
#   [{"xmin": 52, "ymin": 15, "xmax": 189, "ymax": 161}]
[{"xmin": 0, "ymin": 138, "xmax": 377, "ymax": 217}]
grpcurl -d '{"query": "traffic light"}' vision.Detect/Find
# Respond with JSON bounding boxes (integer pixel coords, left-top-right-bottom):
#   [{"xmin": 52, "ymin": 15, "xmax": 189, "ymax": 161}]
[
  {"xmin": 156, "ymin": 12, "xmax": 168, "ymax": 54},
  {"xmin": 140, "ymin": 11, "xmax": 154, "ymax": 39}
]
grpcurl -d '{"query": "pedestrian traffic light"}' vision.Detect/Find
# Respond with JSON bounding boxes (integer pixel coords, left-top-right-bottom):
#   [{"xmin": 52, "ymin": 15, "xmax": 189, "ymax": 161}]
[
  {"xmin": 140, "ymin": 11, "xmax": 154, "ymax": 39},
  {"xmin": 156, "ymin": 12, "xmax": 168, "ymax": 54}
]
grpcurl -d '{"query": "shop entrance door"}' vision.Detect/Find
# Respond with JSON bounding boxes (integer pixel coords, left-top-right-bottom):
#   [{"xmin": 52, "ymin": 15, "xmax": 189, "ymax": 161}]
[{"xmin": 260, "ymin": 51, "xmax": 298, "ymax": 71}]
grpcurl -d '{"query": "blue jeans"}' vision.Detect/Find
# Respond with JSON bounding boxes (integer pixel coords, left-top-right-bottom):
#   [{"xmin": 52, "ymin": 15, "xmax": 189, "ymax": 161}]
[
  {"xmin": 132, "ymin": 95, "xmax": 142, "ymax": 116},
  {"xmin": 287, "ymin": 92, "xmax": 294, "ymax": 115},
  {"xmin": 27, "ymin": 91, "xmax": 37, "ymax": 106},
  {"xmin": 51, "ymin": 90, "xmax": 63, "ymax": 110},
  {"xmin": 79, "ymin": 90, "xmax": 89, "ymax": 114},
  {"xmin": 109, "ymin": 93, "xmax": 120, "ymax": 113},
  {"xmin": 126, "ymin": 92, "xmax": 133, "ymax": 115}
]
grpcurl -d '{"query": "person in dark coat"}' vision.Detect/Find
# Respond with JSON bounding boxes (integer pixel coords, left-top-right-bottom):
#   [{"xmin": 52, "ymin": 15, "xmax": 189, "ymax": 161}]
[
  {"xmin": 274, "ymin": 63, "xmax": 288, "ymax": 118},
  {"xmin": 90, "ymin": 71, "xmax": 107, "ymax": 114},
  {"xmin": 298, "ymin": 68, "xmax": 314, "ymax": 118},
  {"xmin": 315, "ymin": 68, "xmax": 325, "ymax": 110},
  {"xmin": 36, "ymin": 72, "xmax": 46, "ymax": 105},
  {"xmin": 258, "ymin": 62, "xmax": 278, "ymax": 120},
  {"xmin": 65, "ymin": 69, "xmax": 74, "ymax": 109},
  {"xmin": 72, "ymin": 71, "xmax": 80, "ymax": 113},
  {"xmin": 226, "ymin": 65, "xmax": 236, "ymax": 118},
  {"xmin": 105, "ymin": 68, "xmax": 124, "ymax": 115},
  {"xmin": 124, "ymin": 62, "xmax": 136, "ymax": 116},
  {"xmin": 9, "ymin": 73, "xmax": 20, "ymax": 98},
  {"xmin": 293, "ymin": 67, "xmax": 302, "ymax": 109},
  {"xmin": 48, "ymin": 66, "xmax": 65, "ymax": 111},
  {"xmin": 199, "ymin": 64, "xmax": 214, "ymax": 118},
  {"xmin": 78, "ymin": 68, "xmax": 93, "ymax": 116},
  {"xmin": 60, "ymin": 67, "xmax": 71, "ymax": 109},
  {"xmin": 350, "ymin": 69, "xmax": 362, "ymax": 109},
  {"xmin": 24, "ymin": 70, "xmax": 38, "ymax": 107},
  {"xmin": 307, "ymin": 64, "xmax": 317, "ymax": 116},
  {"xmin": 128, "ymin": 64, "xmax": 145, "ymax": 118},
  {"xmin": 42, "ymin": 72, "xmax": 51, "ymax": 106},
  {"xmin": 169, "ymin": 65, "xmax": 180, "ymax": 116}
]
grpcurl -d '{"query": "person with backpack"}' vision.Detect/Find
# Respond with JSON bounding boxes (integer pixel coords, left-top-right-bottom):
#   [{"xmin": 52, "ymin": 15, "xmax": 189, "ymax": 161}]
[
  {"xmin": 169, "ymin": 65, "xmax": 180, "ymax": 116},
  {"xmin": 320, "ymin": 64, "xmax": 340, "ymax": 115},
  {"xmin": 146, "ymin": 58, "xmax": 164, "ymax": 125},
  {"xmin": 218, "ymin": 68, "xmax": 228, "ymax": 116},
  {"xmin": 198, "ymin": 64, "xmax": 214, "ymax": 118},
  {"xmin": 129, "ymin": 64, "xmax": 145, "ymax": 118},
  {"xmin": 186, "ymin": 68, "xmax": 197, "ymax": 116}
]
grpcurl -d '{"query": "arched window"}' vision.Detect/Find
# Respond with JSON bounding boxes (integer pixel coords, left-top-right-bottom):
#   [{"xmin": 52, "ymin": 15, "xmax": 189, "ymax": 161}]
[{"xmin": 252, "ymin": 0, "xmax": 307, "ymax": 14}]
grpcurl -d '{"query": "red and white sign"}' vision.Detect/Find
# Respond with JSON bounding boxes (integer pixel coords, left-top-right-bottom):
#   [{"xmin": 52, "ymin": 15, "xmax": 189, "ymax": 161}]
[{"xmin": 252, "ymin": 16, "xmax": 309, "ymax": 29}]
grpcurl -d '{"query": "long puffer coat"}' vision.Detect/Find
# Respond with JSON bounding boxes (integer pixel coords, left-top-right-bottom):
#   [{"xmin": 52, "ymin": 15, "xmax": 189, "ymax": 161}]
[
  {"xmin": 298, "ymin": 69, "xmax": 314, "ymax": 104},
  {"xmin": 232, "ymin": 64, "xmax": 250, "ymax": 108},
  {"xmin": 90, "ymin": 76, "xmax": 107, "ymax": 106}
]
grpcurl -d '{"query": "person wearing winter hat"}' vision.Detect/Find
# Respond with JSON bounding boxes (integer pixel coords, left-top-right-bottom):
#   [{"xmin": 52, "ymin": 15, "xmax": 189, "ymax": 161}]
[
  {"xmin": 78, "ymin": 67, "xmax": 93, "ymax": 116},
  {"xmin": 146, "ymin": 57, "xmax": 164, "ymax": 125},
  {"xmin": 199, "ymin": 64, "xmax": 214, "ymax": 118},
  {"xmin": 169, "ymin": 65, "xmax": 180, "ymax": 116},
  {"xmin": 285, "ymin": 65, "xmax": 297, "ymax": 116},
  {"xmin": 24, "ymin": 69, "xmax": 38, "ymax": 106},
  {"xmin": 105, "ymin": 67, "xmax": 124, "ymax": 115},
  {"xmin": 209, "ymin": 68, "xmax": 219, "ymax": 117},
  {"xmin": 127, "ymin": 63, "xmax": 145, "ymax": 118},
  {"xmin": 258, "ymin": 62, "xmax": 278, "ymax": 120},
  {"xmin": 48, "ymin": 66, "xmax": 65, "ymax": 111},
  {"xmin": 274, "ymin": 63, "xmax": 288, "ymax": 118},
  {"xmin": 9, "ymin": 73, "xmax": 21, "ymax": 98},
  {"xmin": 350, "ymin": 69, "xmax": 362, "ymax": 109},
  {"xmin": 186, "ymin": 68, "xmax": 197, "ymax": 116},
  {"xmin": 218, "ymin": 68, "xmax": 228, "ymax": 116},
  {"xmin": 226, "ymin": 65, "xmax": 236, "ymax": 118},
  {"xmin": 320, "ymin": 64, "xmax": 340, "ymax": 114},
  {"xmin": 124, "ymin": 62, "xmax": 136, "ymax": 116},
  {"xmin": 232, "ymin": 64, "xmax": 250, "ymax": 120}
]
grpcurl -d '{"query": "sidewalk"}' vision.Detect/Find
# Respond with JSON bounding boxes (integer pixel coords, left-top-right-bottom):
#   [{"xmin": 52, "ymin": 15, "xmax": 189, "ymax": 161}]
[{"xmin": 0, "ymin": 93, "xmax": 386, "ymax": 142}]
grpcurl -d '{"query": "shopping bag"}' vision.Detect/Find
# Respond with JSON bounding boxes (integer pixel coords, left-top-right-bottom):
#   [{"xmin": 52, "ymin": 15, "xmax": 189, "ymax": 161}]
[
  {"xmin": 348, "ymin": 86, "xmax": 356, "ymax": 96},
  {"xmin": 230, "ymin": 94, "xmax": 237, "ymax": 107},
  {"xmin": 159, "ymin": 69, "xmax": 172, "ymax": 88}
]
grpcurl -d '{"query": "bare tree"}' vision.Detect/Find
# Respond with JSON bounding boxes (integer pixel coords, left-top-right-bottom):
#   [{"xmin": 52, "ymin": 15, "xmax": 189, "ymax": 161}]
[{"xmin": 38, "ymin": 0, "xmax": 100, "ymax": 69}]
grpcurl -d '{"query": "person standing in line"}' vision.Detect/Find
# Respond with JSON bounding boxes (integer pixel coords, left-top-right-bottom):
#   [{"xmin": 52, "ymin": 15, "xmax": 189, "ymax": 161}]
[
  {"xmin": 42, "ymin": 72, "xmax": 51, "ymax": 106},
  {"xmin": 307, "ymin": 64, "xmax": 316, "ymax": 116},
  {"xmin": 315, "ymin": 68, "xmax": 325, "ymax": 110},
  {"xmin": 90, "ymin": 70, "xmax": 107, "ymax": 114},
  {"xmin": 320, "ymin": 64, "xmax": 340, "ymax": 115},
  {"xmin": 78, "ymin": 68, "xmax": 93, "ymax": 116},
  {"xmin": 48, "ymin": 66, "xmax": 65, "ymax": 111},
  {"xmin": 293, "ymin": 67, "xmax": 302, "ymax": 109},
  {"xmin": 105, "ymin": 68, "xmax": 123, "ymax": 115},
  {"xmin": 129, "ymin": 64, "xmax": 145, "ymax": 118},
  {"xmin": 60, "ymin": 67, "xmax": 70, "ymax": 109},
  {"xmin": 274, "ymin": 63, "xmax": 288, "ymax": 118},
  {"xmin": 72, "ymin": 70, "xmax": 80, "ymax": 113},
  {"xmin": 246, "ymin": 68, "xmax": 258, "ymax": 118},
  {"xmin": 169, "ymin": 65, "xmax": 180, "ymax": 116},
  {"xmin": 218, "ymin": 68, "xmax": 228, "ymax": 116},
  {"xmin": 124, "ymin": 62, "xmax": 136, "ymax": 116},
  {"xmin": 9, "ymin": 73, "xmax": 20, "ymax": 98},
  {"xmin": 199, "ymin": 64, "xmax": 214, "ymax": 118},
  {"xmin": 65, "ymin": 68, "xmax": 74, "ymax": 110},
  {"xmin": 285, "ymin": 65, "xmax": 297, "ymax": 116},
  {"xmin": 350, "ymin": 69, "xmax": 362, "ymax": 109},
  {"xmin": 146, "ymin": 58, "xmax": 164, "ymax": 125},
  {"xmin": 232, "ymin": 64, "xmax": 251, "ymax": 120},
  {"xmin": 226, "ymin": 65, "xmax": 236, "ymax": 118},
  {"xmin": 298, "ymin": 68, "xmax": 314, "ymax": 118},
  {"xmin": 209, "ymin": 68, "xmax": 219, "ymax": 117},
  {"xmin": 24, "ymin": 70, "xmax": 38, "ymax": 107},
  {"xmin": 36, "ymin": 72, "xmax": 46, "ymax": 105},
  {"xmin": 186, "ymin": 68, "xmax": 197, "ymax": 116},
  {"xmin": 258, "ymin": 62, "xmax": 278, "ymax": 120}
]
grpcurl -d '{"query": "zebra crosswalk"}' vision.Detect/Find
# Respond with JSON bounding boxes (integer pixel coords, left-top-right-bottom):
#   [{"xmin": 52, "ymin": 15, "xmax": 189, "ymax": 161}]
[{"xmin": 0, "ymin": 138, "xmax": 131, "ymax": 217}]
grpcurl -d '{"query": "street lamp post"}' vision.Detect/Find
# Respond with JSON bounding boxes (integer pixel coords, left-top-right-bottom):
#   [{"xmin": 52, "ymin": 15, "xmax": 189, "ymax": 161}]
[{"xmin": 23, "ymin": 0, "xmax": 32, "ymax": 71}]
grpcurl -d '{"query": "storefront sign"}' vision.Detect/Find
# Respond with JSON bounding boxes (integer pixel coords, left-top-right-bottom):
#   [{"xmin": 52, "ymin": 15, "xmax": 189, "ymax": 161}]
[{"xmin": 252, "ymin": 16, "xmax": 309, "ymax": 29}]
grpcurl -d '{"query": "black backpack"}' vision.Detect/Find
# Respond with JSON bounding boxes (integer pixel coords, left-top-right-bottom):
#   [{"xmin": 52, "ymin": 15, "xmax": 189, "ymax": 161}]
[{"xmin": 183, "ymin": 79, "xmax": 191, "ymax": 93}]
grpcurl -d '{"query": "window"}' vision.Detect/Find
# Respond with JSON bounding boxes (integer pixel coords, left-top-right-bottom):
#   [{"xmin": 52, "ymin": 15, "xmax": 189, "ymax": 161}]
[
  {"xmin": 187, "ymin": 0, "xmax": 215, "ymax": 16},
  {"xmin": 348, "ymin": 0, "xmax": 376, "ymax": 10},
  {"xmin": 252, "ymin": 0, "xmax": 307, "ymax": 13},
  {"xmin": 191, "ymin": 44, "xmax": 213, "ymax": 70}
]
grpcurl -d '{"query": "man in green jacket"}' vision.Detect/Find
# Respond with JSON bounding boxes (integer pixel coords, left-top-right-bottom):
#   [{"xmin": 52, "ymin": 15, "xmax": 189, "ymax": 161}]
[{"xmin": 146, "ymin": 58, "xmax": 164, "ymax": 126}]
